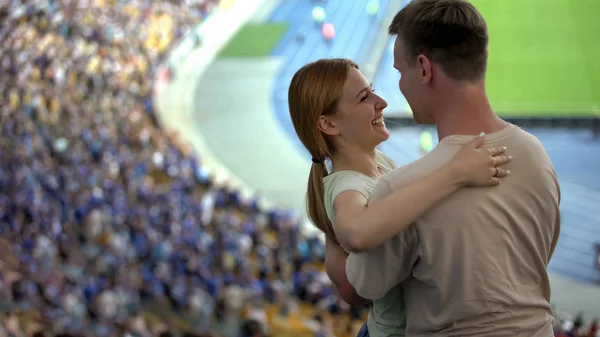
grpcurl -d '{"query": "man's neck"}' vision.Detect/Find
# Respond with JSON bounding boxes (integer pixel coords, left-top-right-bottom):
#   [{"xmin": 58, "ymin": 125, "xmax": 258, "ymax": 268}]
[{"xmin": 433, "ymin": 85, "xmax": 506, "ymax": 140}]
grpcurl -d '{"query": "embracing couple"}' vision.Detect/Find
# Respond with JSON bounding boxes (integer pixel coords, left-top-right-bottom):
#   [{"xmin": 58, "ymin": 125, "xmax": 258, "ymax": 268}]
[{"xmin": 288, "ymin": 0, "xmax": 561, "ymax": 336}]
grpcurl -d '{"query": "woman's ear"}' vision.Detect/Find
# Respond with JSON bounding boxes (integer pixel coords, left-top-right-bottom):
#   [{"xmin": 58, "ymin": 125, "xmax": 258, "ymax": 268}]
[{"xmin": 318, "ymin": 115, "xmax": 340, "ymax": 136}]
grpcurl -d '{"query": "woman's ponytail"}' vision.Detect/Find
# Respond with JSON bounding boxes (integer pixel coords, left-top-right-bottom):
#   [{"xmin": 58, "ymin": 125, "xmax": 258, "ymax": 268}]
[{"xmin": 307, "ymin": 160, "xmax": 338, "ymax": 244}]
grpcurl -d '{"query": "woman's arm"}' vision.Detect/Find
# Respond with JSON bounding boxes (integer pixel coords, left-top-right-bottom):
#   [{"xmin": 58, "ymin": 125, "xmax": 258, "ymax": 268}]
[
  {"xmin": 324, "ymin": 237, "xmax": 370, "ymax": 306},
  {"xmin": 334, "ymin": 136, "xmax": 511, "ymax": 252},
  {"xmin": 334, "ymin": 167, "xmax": 459, "ymax": 252}
]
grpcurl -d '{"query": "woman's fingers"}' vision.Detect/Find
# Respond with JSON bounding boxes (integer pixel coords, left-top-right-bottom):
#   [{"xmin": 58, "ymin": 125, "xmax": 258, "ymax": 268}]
[
  {"xmin": 467, "ymin": 135, "xmax": 486, "ymax": 149},
  {"xmin": 492, "ymin": 155, "xmax": 512, "ymax": 166},
  {"xmin": 488, "ymin": 146, "xmax": 507, "ymax": 156},
  {"xmin": 495, "ymin": 168, "xmax": 511, "ymax": 177},
  {"xmin": 489, "ymin": 177, "xmax": 501, "ymax": 186}
]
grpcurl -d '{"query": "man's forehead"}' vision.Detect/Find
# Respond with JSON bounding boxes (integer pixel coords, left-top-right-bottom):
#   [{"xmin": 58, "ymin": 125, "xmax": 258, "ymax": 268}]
[
  {"xmin": 393, "ymin": 36, "xmax": 406, "ymax": 53},
  {"xmin": 392, "ymin": 37, "xmax": 407, "ymax": 66}
]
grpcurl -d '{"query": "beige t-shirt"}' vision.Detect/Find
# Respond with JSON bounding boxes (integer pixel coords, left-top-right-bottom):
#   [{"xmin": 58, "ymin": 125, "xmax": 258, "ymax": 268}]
[
  {"xmin": 323, "ymin": 150, "xmax": 406, "ymax": 337},
  {"xmin": 346, "ymin": 124, "xmax": 561, "ymax": 337}
]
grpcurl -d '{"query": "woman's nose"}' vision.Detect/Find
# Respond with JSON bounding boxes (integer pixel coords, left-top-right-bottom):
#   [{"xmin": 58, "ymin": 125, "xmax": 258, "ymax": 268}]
[{"xmin": 375, "ymin": 94, "xmax": 388, "ymax": 110}]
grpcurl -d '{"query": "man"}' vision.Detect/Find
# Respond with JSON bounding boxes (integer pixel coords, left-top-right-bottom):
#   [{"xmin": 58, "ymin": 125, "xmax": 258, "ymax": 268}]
[{"xmin": 345, "ymin": 0, "xmax": 561, "ymax": 336}]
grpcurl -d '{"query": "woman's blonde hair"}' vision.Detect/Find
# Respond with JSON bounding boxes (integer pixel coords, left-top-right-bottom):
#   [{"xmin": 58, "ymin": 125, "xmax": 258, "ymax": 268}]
[{"xmin": 288, "ymin": 58, "xmax": 358, "ymax": 244}]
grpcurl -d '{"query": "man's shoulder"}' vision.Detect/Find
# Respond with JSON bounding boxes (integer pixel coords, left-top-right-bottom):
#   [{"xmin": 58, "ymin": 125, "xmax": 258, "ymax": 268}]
[{"xmin": 503, "ymin": 128, "xmax": 554, "ymax": 167}]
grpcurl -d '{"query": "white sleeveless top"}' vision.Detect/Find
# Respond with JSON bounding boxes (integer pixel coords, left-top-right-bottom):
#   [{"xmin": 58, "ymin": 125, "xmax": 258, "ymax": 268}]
[{"xmin": 323, "ymin": 150, "xmax": 406, "ymax": 337}]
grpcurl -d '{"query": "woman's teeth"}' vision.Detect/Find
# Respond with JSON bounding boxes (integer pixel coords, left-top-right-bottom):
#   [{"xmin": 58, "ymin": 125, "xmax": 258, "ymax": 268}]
[{"xmin": 372, "ymin": 117, "xmax": 384, "ymax": 125}]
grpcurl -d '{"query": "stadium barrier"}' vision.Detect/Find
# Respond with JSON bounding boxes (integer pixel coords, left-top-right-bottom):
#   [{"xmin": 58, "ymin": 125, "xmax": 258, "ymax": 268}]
[{"xmin": 386, "ymin": 114, "xmax": 599, "ymax": 134}]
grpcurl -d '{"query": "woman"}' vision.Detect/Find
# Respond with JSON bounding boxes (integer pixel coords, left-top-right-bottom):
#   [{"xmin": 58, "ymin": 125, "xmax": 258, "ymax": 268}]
[{"xmin": 287, "ymin": 59, "xmax": 511, "ymax": 336}]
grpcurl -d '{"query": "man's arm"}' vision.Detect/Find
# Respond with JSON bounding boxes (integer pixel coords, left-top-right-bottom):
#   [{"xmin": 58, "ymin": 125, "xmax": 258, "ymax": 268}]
[
  {"xmin": 548, "ymin": 211, "xmax": 560, "ymax": 263},
  {"xmin": 548, "ymin": 169, "xmax": 561, "ymax": 263},
  {"xmin": 325, "ymin": 237, "xmax": 371, "ymax": 306},
  {"xmin": 346, "ymin": 225, "xmax": 420, "ymax": 300}
]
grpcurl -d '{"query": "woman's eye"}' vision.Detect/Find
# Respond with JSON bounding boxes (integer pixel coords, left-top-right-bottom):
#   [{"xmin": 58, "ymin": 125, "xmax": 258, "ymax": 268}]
[{"xmin": 360, "ymin": 89, "xmax": 375, "ymax": 102}]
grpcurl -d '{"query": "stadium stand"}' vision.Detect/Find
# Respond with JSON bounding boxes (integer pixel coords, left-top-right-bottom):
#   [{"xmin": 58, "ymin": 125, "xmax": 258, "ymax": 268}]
[
  {"xmin": 0, "ymin": 0, "xmax": 597, "ymax": 336},
  {"xmin": 0, "ymin": 1, "xmax": 367, "ymax": 336}
]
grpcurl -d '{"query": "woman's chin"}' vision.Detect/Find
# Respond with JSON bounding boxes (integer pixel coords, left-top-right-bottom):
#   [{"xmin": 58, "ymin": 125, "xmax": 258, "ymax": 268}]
[
  {"xmin": 377, "ymin": 127, "xmax": 391, "ymax": 141},
  {"xmin": 373, "ymin": 129, "xmax": 391, "ymax": 146}
]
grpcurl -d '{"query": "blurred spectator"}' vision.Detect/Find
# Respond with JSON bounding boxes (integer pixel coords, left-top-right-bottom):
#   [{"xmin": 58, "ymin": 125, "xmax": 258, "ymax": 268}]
[
  {"xmin": 575, "ymin": 312, "xmax": 585, "ymax": 334},
  {"xmin": 240, "ymin": 319, "xmax": 264, "ymax": 337},
  {"xmin": 589, "ymin": 319, "xmax": 598, "ymax": 337}
]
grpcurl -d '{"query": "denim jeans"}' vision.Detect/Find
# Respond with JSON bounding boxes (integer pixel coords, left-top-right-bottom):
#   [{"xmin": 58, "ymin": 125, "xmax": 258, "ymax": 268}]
[{"xmin": 357, "ymin": 321, "xmax": 370, "ymax": 337}]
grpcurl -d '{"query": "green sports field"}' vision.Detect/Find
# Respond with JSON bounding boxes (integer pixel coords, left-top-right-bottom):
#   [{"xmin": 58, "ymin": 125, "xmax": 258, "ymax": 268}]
[
  {"xmin": 218, "ymin": 23, "xmax": 288, "ymax": 58},
  {"xmin": 472, "ymin": 0, "xmax": 600, "ymax": 116}
]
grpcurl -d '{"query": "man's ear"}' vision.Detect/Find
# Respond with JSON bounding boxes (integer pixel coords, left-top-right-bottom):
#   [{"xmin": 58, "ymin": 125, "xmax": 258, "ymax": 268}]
[
  {"xmin": 417, "ymin": 54, "xmax": 433, "ymax": 84},
  {"xmin": 318, "ymin": 115, "xmax": 340, "ymax": 136}
]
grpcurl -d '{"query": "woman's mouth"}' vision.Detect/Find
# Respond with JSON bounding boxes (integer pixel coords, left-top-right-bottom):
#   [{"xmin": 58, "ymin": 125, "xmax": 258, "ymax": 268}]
[{"xmin": 372, "ymin": 116, "xmax": 385, "ymax": 126}]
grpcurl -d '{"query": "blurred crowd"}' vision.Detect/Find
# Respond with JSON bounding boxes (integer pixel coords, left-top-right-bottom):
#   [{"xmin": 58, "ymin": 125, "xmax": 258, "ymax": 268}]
[
  {"xmin": 0, "ymin": 0, "xmax": 597, "ymax": 337},
  {"xmin": 554, "ymin": 311, "xmax": 598, "ymax": 337},
  {"xmin": 0, "ymin": 0, "xmax": 364, "ymax": 336}
]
